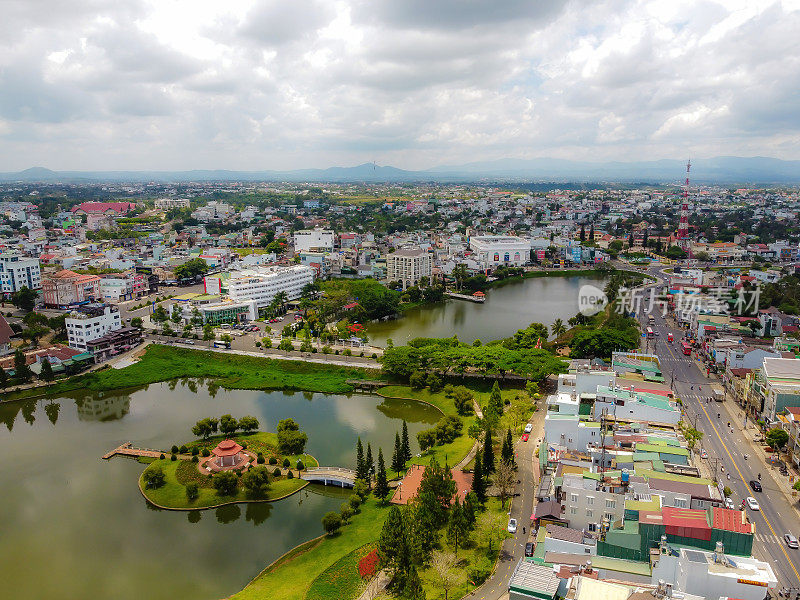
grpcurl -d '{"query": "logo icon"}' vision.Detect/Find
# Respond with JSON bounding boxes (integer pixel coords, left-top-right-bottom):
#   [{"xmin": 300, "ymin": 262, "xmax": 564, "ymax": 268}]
[{"xmin": 578, "ymin": 284, "xmax": 608, "ymax": 316}]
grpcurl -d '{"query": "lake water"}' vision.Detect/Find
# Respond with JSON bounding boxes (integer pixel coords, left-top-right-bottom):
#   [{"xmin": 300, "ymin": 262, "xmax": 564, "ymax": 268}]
[
  {"xmin": 0, "ymin": 382, "xmax": 440, "ymax": 600},
  {"xmin": 367, "ymin": 274, "xmax": 607, "ymax": 346}
]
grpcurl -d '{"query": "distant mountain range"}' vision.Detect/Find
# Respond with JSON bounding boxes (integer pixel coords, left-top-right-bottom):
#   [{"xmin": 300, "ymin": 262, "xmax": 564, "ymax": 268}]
[{"xmin": 1, "ymin": 156, "xmax": 799, "ymax": 184}]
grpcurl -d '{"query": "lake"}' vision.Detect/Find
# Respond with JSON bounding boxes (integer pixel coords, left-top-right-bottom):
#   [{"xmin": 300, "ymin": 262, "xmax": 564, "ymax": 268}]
[
  {"xmin": 0, "ymin": 382, "xmax": 440, "ymax": 600},
  {"xmin": 367, "ymin": 274, "xmax": 607, "ymax": 346}
]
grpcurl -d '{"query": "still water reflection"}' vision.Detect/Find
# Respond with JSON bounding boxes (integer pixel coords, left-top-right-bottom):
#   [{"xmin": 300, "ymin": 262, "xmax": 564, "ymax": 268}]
[{"xmin": 0, "ymin": 381, "xmax": 439, "ymax": 600}]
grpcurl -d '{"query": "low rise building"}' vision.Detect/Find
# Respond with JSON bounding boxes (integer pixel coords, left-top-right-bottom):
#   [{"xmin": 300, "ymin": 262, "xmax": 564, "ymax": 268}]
[
  {"xmin": 293, "ymin": 228, "xmax": 335, "ymax": 253},
  {"xmin": 42, "ymin": 269, "xmax": 101, "ymax": 307},
  {"xmin": 85, "ymin": 327, "xmax": 142, "ymax": 363},
  {"xmin": 750, "ymin": 357, "xmax": 800, "ymax": 423},
  {"xmin": 469, "ymin": 235, "xmax": 530, "ymax": 269}
]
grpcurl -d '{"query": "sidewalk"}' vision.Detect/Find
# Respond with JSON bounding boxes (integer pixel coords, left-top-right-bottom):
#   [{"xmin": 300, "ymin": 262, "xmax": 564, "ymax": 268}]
[{"xmin": 738, "ymin": 422, "xmax": 800, "ymax": 516}]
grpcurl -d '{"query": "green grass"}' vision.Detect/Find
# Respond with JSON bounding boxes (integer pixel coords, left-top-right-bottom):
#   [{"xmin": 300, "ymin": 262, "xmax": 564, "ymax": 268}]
[
  {"xmin": 233, "ymin": 499, "xmax": 390, "ymax": 600},
  {"xmin": 305, "ymin": 542, "xmax": 376, "ymax": 600},
  {"xmin": 139, "ymin": 458, "xmax": 307, "ymax": 509},
  {"xmin": 183, "ymin": 432, "xmax": 318, "ymax": 470},
  {"xmin": 2, "ymin": 345, "xmax": 378, "ymax": 402}
]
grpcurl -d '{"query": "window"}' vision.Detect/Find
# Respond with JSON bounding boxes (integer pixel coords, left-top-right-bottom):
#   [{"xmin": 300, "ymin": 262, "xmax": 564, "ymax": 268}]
[
  {"xmin": 605, "ymin": 499, "xmax": 616, "ymax": 509},
  {"xmin": 570, "ymin": 493, "xmax": 578, "ymax": 503},
  {"xmin": 570, "ymin": 507, "xmax": 577, "ymax": 515},
  {"xmin": 587, "ymin": 523, "xmax": 597, "ymax": 532},
  {"xmin": 674, "ymin": 498, "xmax": 687, "ymax": 508},
  {"xmin": 586, "ymin": 496, "xmax": 594, "ymax": 505},
  {"xmin": 586, "ymin": 510, "xmax": 593, "ymax": 518}
]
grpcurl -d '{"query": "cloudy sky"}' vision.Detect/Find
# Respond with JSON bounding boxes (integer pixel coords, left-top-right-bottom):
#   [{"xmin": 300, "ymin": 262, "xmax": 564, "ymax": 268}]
[{"xmin": 1, "ymin": 0, "xmax": 798, "ymax": 171}]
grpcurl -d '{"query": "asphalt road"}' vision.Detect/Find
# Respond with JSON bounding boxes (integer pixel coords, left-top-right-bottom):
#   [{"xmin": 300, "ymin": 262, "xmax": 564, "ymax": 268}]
[{"xmin": 642, "ymin": 267, "xmax": 800, "ymax": 589}]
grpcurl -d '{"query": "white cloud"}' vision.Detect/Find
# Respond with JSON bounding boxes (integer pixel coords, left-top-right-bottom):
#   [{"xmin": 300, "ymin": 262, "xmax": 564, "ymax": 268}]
[{"xmin": 0, "ymin": 0, "xmax": 798, "ymax": 170}]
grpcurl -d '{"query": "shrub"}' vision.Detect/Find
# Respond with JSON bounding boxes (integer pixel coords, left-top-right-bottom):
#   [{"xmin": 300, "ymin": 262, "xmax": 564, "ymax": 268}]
[
  {"xmin": 348, "ymin": 494, "xmax": 362, "ymax": 511},
  {"xmin": 269, "ymin": 456, "xmax": 278, "ymax": 465},
  {"xmin": 358, "ymin": 549, "xmax": 380, "ymax": 579},
  {"xmin": 282, "ymin": 458, "xmax": 291, "ymax": 468},
  {"xmin": 359, "ymin": 351, "xmax": 364, "ymax": 357},
  {"xmin": 273, "ymin": 467, "xmax": 282, "ymax": 477},
  {"xmin": 286, "ymin": 470, "xmax": 294, "ymax": 479},
  {"xmin": 371, "ymin": 353, "xmax": 377, "ymax": 359},
  {"xmin": 201, "ymin": 448, "xmax": 210, "ymax": 457},
  {"xmin": 241, "ymin": 442, "xmax": 248, "ymax": 450},
  {"xmin": 185, "ymin": 482, "xmax": 199, "ymax": 501},
  {"xmin": 171, "ymin": 445, "xmax": 179, "ymax": 454},
  {"xmin": 340, "ymin": 504, "xmax": 354, "ymax": 522},
  {"xmin": 191, "ymin": 447, "xmax": 199, "ymax": 456},
  {"xmin": 212, "ymin": 471, "xmax": 238, "ymax": 496},
  {"xmin": 191, "ymin": 455, "xmax": 198, "ymax": 463},
  {"xmin": 334, "ymin": 350, "xmax": 340, "ymax": 355},
  {"xmin": 322, "ymin": 511, "xmax": 343, "ymax": 535},
  {"xmin": 322, "ymin": 345, "xmax": 332, "ymax": 354},
  {"xmin": 179, "ymin": 445, "xmax": 188, "ymax": 454},
  {"xmin": 468, "ymin": 566, "xmax": 490, "ymax": 585},
  {"xmin": 409, "ymin": 370, "xmax": 427, "ymax": 390},
  {"xmin": 159, "ymin": 453, "xmax": 165, "ymax": 460},
  {"xmin": 343, "ymin": 349, "xmax": 352, "ymax": 356},
  {"xmin": 170, "ymin": 453, "xmax": 177, "ymax": 461},
  {"xmin": 311, "ymin": 347, "xmax": 317, "ymax": 353},
  {"xmin": 257, "ymin": 452, "xmax": 265, "ymax": 464},
  {"xmin": 296, "ymin": 460, "xmax": 305, "ymax": 471}
]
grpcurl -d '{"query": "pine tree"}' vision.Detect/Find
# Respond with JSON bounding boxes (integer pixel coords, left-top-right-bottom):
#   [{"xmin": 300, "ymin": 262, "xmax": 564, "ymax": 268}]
[
  {"xmin": 580, "ymin": 224, "xmax": 586, "ymax": 242},
  {"xmin": 472, "ymin": 453, "xmax": 486, "ymax": 503},
  {"xmin": 463, "ymin": 492, "xmax": 477, "ymax": 529},
  {"xmin": 392, "ymin": 431, "xmax": 404, "ymax": 473},
  {"xmin": 403, "ymin": 565, "xmax": 426, "ymax": 600},
  {"xmin": 40, "ymin": 358, "xmax": 54, "ymax": 382},
  {"xmin": 14, "ymin": 349, "xmax": 32, "ymax": 382},
  {"xmin": 374, "ymin": 448, "xmax": 390, "ymax": 503},
  {"xmin": 501, "ymin": 428, "xmax": 515, "ymax": 467},
  {"xmin": 378, "ymin": 506, "xmax": 409, "ymax": 580},
  {"xmin": 356, "ymin": 437, "xmax": 366, "ymax": 481},
  {"xmin": 366, "ymin": 443, "xmax": 373, "ymax": 488},
  {"xmin": 482, "ymin": 428, "xmax": 495, "ymax": 475},
  {"xmin": 486, "ymin": 381, "xmax": 503, "ymax": 424},
  {"xmin": 447, "ymin": 496, "xmax": 468, "ymax": 554},
  {"xmin": 589, "ymin": 223, "xmax": 595, "ymax": 241},
  {"xmin": 401, "ymin": 420, "xmax": 411, "ymax": 462}
]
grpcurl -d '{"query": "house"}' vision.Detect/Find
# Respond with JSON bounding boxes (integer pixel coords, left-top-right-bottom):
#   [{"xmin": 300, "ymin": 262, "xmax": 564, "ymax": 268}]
[
  {"xmin": 0, "ymin": 314, "xmax": 13, "ymax": 356},
  {"xmin": 71, "ymin": 202, "xmax": 136, "ymax": 217}
]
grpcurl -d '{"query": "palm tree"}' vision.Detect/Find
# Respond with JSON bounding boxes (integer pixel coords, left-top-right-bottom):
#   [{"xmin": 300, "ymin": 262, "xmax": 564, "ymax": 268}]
[
  {"xmin": 551, "ymin": 318, "xmax": 567, "ymax": 339},
  {"xmin": 275, "ymin": 291, "xmax": 289, "ymax": 314}
]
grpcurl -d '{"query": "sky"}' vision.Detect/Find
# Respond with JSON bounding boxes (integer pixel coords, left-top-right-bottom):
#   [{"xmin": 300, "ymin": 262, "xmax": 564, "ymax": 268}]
[{"xmin": 1, "ymin": 0, "xmax": 799, "ymax": 171}]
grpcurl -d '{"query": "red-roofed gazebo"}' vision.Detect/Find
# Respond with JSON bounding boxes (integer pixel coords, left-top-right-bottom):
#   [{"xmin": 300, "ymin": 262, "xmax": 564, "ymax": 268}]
[{"xmin": 211, "ymin": 439, "xmax": 245, "ymax": 469}]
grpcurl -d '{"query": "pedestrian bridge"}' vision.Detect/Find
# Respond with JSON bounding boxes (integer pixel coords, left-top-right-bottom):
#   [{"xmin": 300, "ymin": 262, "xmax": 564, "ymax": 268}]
[{"xmin": 300, "ymin": 467, "xmax": 358, "ymax": 488}]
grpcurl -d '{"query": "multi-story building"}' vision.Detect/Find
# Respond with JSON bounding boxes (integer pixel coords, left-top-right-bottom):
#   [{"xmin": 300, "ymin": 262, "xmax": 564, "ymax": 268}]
[
  {"xmin": 154, "ymin": 198, "xmax": 191, "ymax": 210},
  {"xmin": 468, "ymin": 235, "xmax": 530, "ymax": 269},
  {"xmin": 386, "ymin": 247, "xmax": 432, "ymax": 290},
  {"xmin": 85, "ymin": 327, "xmax": 142, "ymax": 363},
  {"xmin": 294, "ymin": 229, "xmax": 335, "ymax": 253},
  {"xmin": 0, "ymin": 253, "xmax": 41, "ymax": 294},
  {"xmin": 203, "ymin": 265, "xmax": 315, "ymax": 310},
  {"xmin": 65, "ymin": 304, "xmax": 123, "ymax": 352},
  {"xmin": 42, "ymin": 270, "xmax": 101, "ymax": 307},
  {"xmin": 749, "ymin": 357, "xmax": 800, "ymax": 423}
]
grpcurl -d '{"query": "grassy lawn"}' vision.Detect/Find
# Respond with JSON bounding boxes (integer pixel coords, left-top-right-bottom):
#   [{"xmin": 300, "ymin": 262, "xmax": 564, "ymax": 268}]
[
  {"xmin": 139, "ymin": 458, "xmax": 307, "ymax": 510},
  {"xmin": 2, "ymin": 345, "xmax": 377, "ymax": 402},
  {"xmin": 233, "ymin": 499, "xmax": 391, "ymax": 600},
  {"xmin": 305, "ymin": 542, "xmax": 376, "ymax": 600},
  {"xmin": 417, "ymin": 498, "xmax": 509, "ymax": 600},
  {"xmin": 183, "ymin": 432, "xmax": 318, "ymax": 469}
]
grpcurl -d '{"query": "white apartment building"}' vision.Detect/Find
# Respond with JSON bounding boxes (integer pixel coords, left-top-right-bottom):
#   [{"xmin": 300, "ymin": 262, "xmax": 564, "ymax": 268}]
[
  {"xmin": 0, "ymin": 253, "xmax": 41, "ymax": 294},
  {"xmin": 294, "ymin": 229, "xmax": 335, "ymax": 253},
  {"xmin": 65, "ymin": 304, "xmax": 123, "ymax": 351},
  {"xmin": 154, "ymin": 198, "xmax": 191, "ymax": 210},
  {"xmin": 204, "ymin": 265, "xmax": 315, "ymax": 309},
  {"xmin": 561, "ymin": 473, "xmax": 625, "ymax": 533},
  {"xmin": 468, "ymin": 235, "xmax": 530, "ymax": 269},
  {"xmin": 386, "ymin": 247, "xmax": 432, "ymax": 290}
]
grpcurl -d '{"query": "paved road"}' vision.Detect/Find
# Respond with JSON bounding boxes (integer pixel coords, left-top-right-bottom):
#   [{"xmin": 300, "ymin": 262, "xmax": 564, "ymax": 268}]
[{"xmin": 643, "ymin": 266, "xmax": 800, "ymax": 588}]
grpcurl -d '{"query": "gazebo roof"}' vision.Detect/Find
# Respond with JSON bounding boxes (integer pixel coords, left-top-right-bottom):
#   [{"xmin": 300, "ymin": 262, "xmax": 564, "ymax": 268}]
[{"xmin": 212, "ymin": 439, "xmax": 243, "ymax": 457}]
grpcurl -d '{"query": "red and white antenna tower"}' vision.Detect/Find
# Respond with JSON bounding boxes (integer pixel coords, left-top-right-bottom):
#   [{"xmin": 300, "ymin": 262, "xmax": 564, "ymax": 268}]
[{"xmin": 677, "ymin": 159, "xmax": 691, "ymax": 245}]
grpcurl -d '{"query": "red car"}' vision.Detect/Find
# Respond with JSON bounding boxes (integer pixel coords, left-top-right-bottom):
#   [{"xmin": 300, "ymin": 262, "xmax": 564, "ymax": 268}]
[{"xmin": 521, "ymin": 434, "xmax": 529, "ymax": 442}]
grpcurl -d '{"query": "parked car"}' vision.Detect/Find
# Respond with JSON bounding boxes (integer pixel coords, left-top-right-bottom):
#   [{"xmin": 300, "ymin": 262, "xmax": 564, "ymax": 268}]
[
  {"xmin": 525, "ymin": 542, "xmax": 534, "ymax": 557},
  {"xmin": 524, "ymin": 423, "xmax": 533, "ymax": 434},
  {"xmin": 749, "ymin": 480, "xmax": 762, "ymax": 492},
  {"xmin": 700, "ymin": 450, "xmax": 708, "ymax": 459},
  {"xmin": 507, "ymin": 518, "xmax": 517, "ymax": 533},
  {"xmin": 784, "ymin": 534, "xmax": 799, "ymax": 549},
  {"xmin": 746, "ymin": 497, "xmax": 760, "ymax": 511},
  {"xmin": 724, "ymin": 497, "xmax": 735, "ymax": 510},
  {"xmin": 521, "ymin": 434, "xmax": 529, "ymax": 442}
]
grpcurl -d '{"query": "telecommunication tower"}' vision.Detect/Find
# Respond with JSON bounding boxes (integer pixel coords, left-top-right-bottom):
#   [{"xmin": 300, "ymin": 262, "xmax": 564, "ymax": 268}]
[{"xmin": 677, "ymin": 160, "xmax": 691, "ymax": 245}]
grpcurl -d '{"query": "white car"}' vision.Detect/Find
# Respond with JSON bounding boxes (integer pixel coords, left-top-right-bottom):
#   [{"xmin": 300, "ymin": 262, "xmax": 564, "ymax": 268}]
[
  {"xmin": 724, "ymin": 497, "xmax": 735, "ymax": 510},
  {"xmin": 507, "ymin": 518, "xmax": 517, "ymax": 533},
  {"xmin": 524, "ymin": 424, "xmax": 533, "ymax": 434},
  {"xmin": 746, "ymin": 497, "xmax": 760, "ymax": 511},
  {"xmin": 700, "ymin": 450, "xmax": 708, "ymax": 459}
]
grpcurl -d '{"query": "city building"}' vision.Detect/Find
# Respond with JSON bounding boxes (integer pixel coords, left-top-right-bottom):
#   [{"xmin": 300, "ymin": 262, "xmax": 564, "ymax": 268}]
[
  {"xmin": 469, "ymin": 235, "xmax": 530, "ymax": 269},
  {"xmin": 0, "ymin": 253, "xmax": 41, "ymax": 294},
  {"xmin": 42, "ymin": 269, "xmax": 101, "ymax": 307},
  {"xmin": 71, "ymin": 202, "xmax": 136, "ymax": 217},
  {"xmin": 154, "ymin": 198, "xmax": 191, "ymax": 210},
  {"xmin": 750, "ymin": 357, "xmax": 800, "ymax": 423},
  {"xmin": 386, "ymin": 247, "xmax": 432, "ymax": 290},
  {"xmin": 85, "ymin": 327, "xmax": 142, "ymax": 363},
  {"xmin": 203, "ymin": 265, "xmax": 315, "ymax": 309},
  {"xmin": 293, "ymin": 228, "xmax": 335, "ymax": 253},
  {"xmin": 65, "ymin": 304, "xmax": 123, "ymax": 351}
]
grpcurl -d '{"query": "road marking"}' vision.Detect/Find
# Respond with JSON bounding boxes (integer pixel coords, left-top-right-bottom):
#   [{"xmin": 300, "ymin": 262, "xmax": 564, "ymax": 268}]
[{"xmin": 697, "ymin": 400, "xmax": 800, "ymax": 583}]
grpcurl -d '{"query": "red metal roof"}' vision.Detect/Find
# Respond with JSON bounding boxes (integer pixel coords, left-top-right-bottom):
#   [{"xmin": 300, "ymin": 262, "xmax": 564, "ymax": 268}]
[
  {"xmin": 712, "ymin": 507, "xmax": 754, "ymax": 534},
  {"xmin": 212, "ymin": 439, "xmax": 243, "ymax": 457}
]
